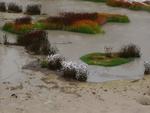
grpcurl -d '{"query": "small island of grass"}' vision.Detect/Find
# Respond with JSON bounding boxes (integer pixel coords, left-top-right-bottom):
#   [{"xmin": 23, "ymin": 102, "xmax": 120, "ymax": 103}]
[
  {"xmin": 81, "ymin": 44, "xmax": 141, "ymax": 67},
  {"xmin": 2, "ymin": 12, "xmax": 129, "ymax": 35},
  {"xmin": 80, "ymin": 53, "xmax": 134, "ymax": 67}
]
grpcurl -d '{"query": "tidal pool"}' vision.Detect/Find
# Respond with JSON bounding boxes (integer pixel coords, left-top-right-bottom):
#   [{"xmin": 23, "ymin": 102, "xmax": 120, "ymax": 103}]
[{"xmin": 1, "ymin": 0, "xmax": 150, "ymax": 82}]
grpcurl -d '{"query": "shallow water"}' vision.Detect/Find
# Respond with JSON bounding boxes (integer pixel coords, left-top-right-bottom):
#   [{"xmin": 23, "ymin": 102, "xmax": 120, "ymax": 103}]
[
  {"xmin": 0, "ymin": 45, "xmax": 35, "ymax": 84},
  {"xmin": 1, "ymin": 0, "xmax": 150, "ymax": 82}
]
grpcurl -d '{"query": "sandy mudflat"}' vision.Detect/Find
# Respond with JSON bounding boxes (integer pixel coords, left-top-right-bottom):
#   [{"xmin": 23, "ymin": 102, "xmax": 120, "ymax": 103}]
[{"xmin": 0, "ymin": 68, "xmax": 150, "ymax": 113}]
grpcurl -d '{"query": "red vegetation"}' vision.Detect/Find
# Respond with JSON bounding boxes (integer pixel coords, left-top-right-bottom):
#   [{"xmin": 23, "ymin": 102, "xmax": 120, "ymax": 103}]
[
  {"xmin": 107, "ymin": 0, "xmax": 150, "ymax": 10},
  {"xmin": 107, "ymin": 0, "xmax": 132, "ymax": 8},
  {"xmin": 15, "ymin": 16, "xmax": 32, "ymax": 25},
  {"xmin": 17, "ymin": 30, "xmax": 50, "ymax": 55}
]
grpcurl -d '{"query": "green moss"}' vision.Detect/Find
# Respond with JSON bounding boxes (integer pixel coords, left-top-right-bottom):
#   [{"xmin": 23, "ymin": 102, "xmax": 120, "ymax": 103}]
[
  {"xmin": 2, "ymin": 22, "xmax": 105, "ymax": 35},
  {"xmin": 68, "ymin": 25, "xmax": 104, "ymax": 34},
  {"xmin": 19, "ymin": 27, "xmax": 32, "ymax": 34},
  {"xmin": 80, "ymin": 53, "xmax": 134, "ymax": 67},
  {"xmin": 2, "ymin": 23, "xmax": 33, "ymax": 34},
  {"xmin": 107, "ymin": 15, "xmax": 130, "ymax": 23},
  {"xmin": 2, "ymin": 23, "xmax": 14, "ymax": 33},
  {"xmin": 33, "ymin": 22, "xmax": 47, "ymax": 30}
]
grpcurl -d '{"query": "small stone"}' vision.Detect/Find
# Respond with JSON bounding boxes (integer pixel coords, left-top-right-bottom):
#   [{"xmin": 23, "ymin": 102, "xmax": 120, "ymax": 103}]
[
  {"xmin": 104, "ymin": 89, "xmax": 108, "ymax": 92},
  {"xmin": 92, "ymin": 92, "xmax": 96, "ymax": 95},
  {"xmin": 11, "ymin": 94, "xmax": 18, "ymax": 98}
]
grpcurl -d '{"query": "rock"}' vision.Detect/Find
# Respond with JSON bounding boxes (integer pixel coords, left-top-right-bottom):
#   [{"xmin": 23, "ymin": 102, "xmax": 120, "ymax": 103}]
[
  {"xmin": 11, "ymin": 94, "xmax": 18, "ymax": 98},
  {"xmin": 104, "ymin": 89, "xmax": 108, "ymax": 92},
  {"xmin": 92, "ymin": 91, "xmax": 96, "ymax": 95}
]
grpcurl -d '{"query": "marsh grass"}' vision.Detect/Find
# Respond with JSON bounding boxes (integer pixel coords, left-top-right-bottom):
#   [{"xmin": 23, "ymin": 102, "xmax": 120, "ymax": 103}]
[
  {"xmin": 26, "ymin": 4, "xmax": 41, "ymax": 15},
  {"xmin": 81, "ymin": 53, "xmax": 134, "ymax": 67},
  {"xmin": 3, "ymin": 12, "xmax": 129, "ymax": 34},
  {"xmin": 15, "ymin": 17, "xmax": 32, "ymax": 25},
  {"xmin": 107, "ymin": 0, "xmax": 150, "ymax": 12},
  {"xmin": 17, "ymin": 30, "xmax": 51, "ymax": 55},
  {"xmin": 0, "ymin": 2, "xmax": 6, "ymax": 12},
  {"xmin": 119, "ymin": 44, "xmax": 141, "ymax": 58},
  {"xmin": 7, "ymin": 3, "xmax": 22, "ymax": 13}
]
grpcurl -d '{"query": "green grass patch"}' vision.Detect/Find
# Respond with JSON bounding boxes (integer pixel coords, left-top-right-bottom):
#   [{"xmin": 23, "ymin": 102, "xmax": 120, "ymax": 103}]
[
  {"xmin": 68, "ymin": 24, "xmax": 104, "ymax": 34},
  {"xmin": 33, "ymin": 22, "xmax": 48, "ymax": 30},
  {"xmin": 2, "ymin": 22, "xmax": 104, "ymax": 35},
  {"xmin": 80, "ymin": 53, "xmax": 134, "ymax": 67},
  {"xmin": 107, "ymin": 15, "xmax": 130, "ymax": 23},
  {"xmin": 2, "ymin": 12, "xmax": 129, "ymax": 35},
  {"xmin": 2, "ymin": 23, "xmax": 33, "ymax": 34}
]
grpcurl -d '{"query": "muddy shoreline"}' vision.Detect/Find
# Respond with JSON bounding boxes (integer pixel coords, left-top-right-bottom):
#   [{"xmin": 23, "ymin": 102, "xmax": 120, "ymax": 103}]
[{"xmin": 1, "ymin": 55, "xmax": 150, "ymax": 113}]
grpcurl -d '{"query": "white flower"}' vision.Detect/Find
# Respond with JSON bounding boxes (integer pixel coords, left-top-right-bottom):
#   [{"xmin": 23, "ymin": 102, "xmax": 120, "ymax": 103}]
[
  {"xmin": 47, "ymin": 54, "xmax": 64, "ymax": 63},
  {"xmin": 144, "ymin": 61, "xmax": 150, "ymax": 74},
  {"xmin": 62, "ymin": 61, "xmax": 88, "ymax": 80},
  {"xmin": 144, "ymin": 61, "xmax": 150, "ymax": 68}
]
